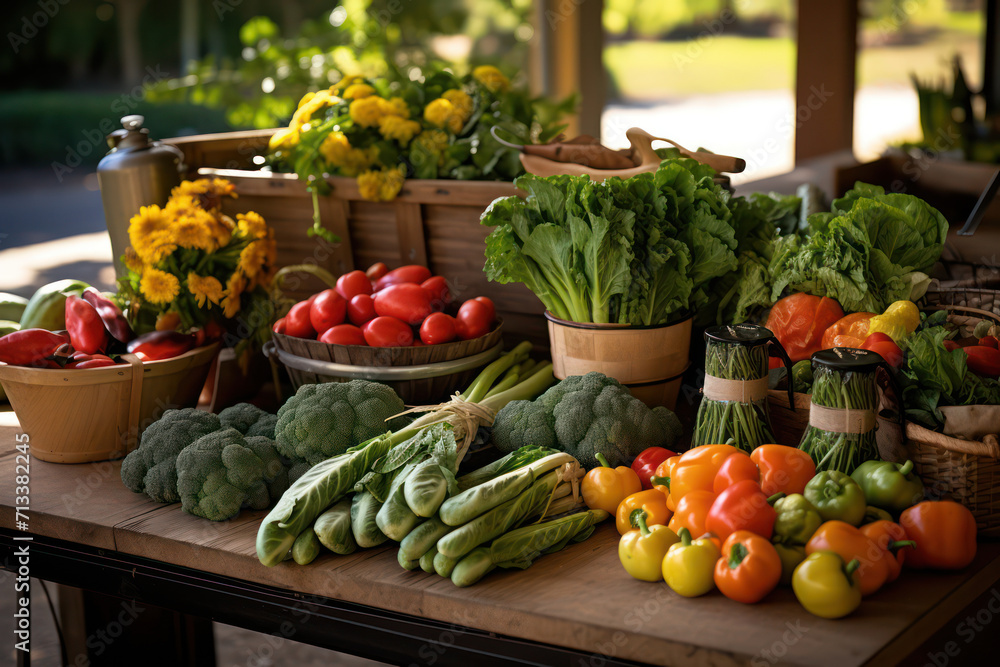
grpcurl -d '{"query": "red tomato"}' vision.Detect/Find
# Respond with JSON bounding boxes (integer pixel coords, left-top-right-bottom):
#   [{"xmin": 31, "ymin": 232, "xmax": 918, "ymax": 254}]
[
  {"xmin": 272, "ymin": 317, "xmax": 287, "ymax": 334},
  {"xmin": 373, "ymin": 283, "xmax": 432, "ymax": 325},
  {"xmin": 421, "ymin": 276, "xmax": 452, "ymax": 312},
  {"xmin": 309, "ymin": 289, "xmax": 347, "ymax": 334},
  {"xmin": 419, "ymin": 312, "xmax": 457, "ymax": 345},
  {"xmin": 366, "ymin": 262, "xmax": 389, "ymax": 281},
  {"xmin": 764, "ymin": 293, "xmax": 845, "ymax": 363},
  {"xmin": 456, "ymin": 299, "xmax": 494, "ymax": 340},
  {"xmin": 862, "ymin": 332, "xmax": 894, "ymax": 347},
  {"xmin": 375, "ymin": 265, "xmax": 432, "ymax": 291},
  {"xmin": 363, "ymin": 316, "xmax": 413, "ymax": 347},
  {"xmin": 336, "ymin": 270, "xmax": 373, "ymax": 300},
  {"xmin": 473, "ymin": 296, "xmax": 496, "ymax": 322},
  {"xmin": 319, "ymin": 324, "xmax": 367, "ymax": 346},
  {"xmin": 285, "ymin": 299, "xmax": 317, "ymax": 339},
  {"xmin": 348, "ymin": 294, "xmax": 377, "ymax": 326}
]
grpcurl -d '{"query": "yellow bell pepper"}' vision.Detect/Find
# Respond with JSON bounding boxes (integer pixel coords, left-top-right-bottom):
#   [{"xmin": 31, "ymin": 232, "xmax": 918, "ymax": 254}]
[
  {"xmin": 662, "ymin": 527, "xmax": 721, "ymax": 597},
  {"xmin": 616, "ymin": 488, "xmax": 671, "ymax": 535},
  {"xmin": 867, "ymin": 300, "xmax": 920, "ymax": 343},
  {"xmin": 792, "ymin": 551, "xmax": 862, "ymax": 619},
  {"xmin": 618, "ymin": 513, "xmax": 680, "ymax": 582},
  {"xmin": 582, "ymin": 453, "xmax": 642, "ymax": 514}
]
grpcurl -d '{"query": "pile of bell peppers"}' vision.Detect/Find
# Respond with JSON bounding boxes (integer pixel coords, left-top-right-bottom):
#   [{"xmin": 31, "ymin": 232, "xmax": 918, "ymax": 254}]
[{"xmin": 604, "ymin": 443, "xmax": 979, "ymax": 620}]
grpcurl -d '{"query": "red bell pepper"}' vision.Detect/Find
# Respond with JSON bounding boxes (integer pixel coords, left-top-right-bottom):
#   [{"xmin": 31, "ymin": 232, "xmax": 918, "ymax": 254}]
[
  {"xmin": 978, "ymin": 336, "xmax": 999, "ymax": 349},
  {"xmin": 964, "ymin": 346, "xmax": 1000, "ymax": 378},
  {"xmin": 0, "ymin": 329, "xmax": 70, "ymax": 367},
  {"xmin": 713, "ymin": 452, "xmax": 760, "ymax": 494},
  {"xmin": 704, "ymin": 479, "xmax": 779, "ymax": 542},
  {"xmin": 65, "ymin": 295, "xmax": 109, "ymax": 355},
  {"xmin": 126, "ymin": 331, "xmax": 196, "ymax": 361},
  {"xmin": 631, "ymin": 446, "xmax": 676, "ymax": 490},
  {"xmin": 861, "ymin": 333, "xmax": 902, "ymax": 368},
  {"xmin": 82, "ymin": 287, "xmax": 134, "ymax": 343}
]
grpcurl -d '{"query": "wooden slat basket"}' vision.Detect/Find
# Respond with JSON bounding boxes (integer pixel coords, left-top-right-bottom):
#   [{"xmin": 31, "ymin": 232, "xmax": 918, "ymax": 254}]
[{"xmin": 164, "ymin": 130, "xmax": 548, "ymax": 347}]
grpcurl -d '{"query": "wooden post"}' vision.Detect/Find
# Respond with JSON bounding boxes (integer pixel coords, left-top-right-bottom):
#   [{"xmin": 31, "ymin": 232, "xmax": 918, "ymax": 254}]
[
  {"xmin": 794, "ymin": 0, "xmax": 858, "ymax": 161},
  {"xmin": 533, "ymin": 0, "xmax": 605, "ymax": 138}
]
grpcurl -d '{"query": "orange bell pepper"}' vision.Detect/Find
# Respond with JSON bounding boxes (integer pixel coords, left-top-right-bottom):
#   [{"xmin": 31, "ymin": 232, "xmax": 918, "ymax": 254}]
[
  {"xmin": 820, "ymin": 312, "xmax": 876, "ymax": 350},
  {"xmin": 713, "ymin": 452, "xmax": 760, "ymax": 494},
  {"xmin": 714, "ymin": 530, "xmax": 782, "ymax": 604},
  {"xmin": 668, "ymin": 489, "xmax": 716, "ymax": 539},
  {"xmin": 651, "ymin": 455, "xmax": 680, "ymax": 499},
  {"xmin": 859, "ymin": 520, "xmax": 913, "ymax": 583},
  {"xmin": 750, "ymin": 445, "xmax": 817, "ymax": 496},
  {"xmin": 900, "ymin": 500, "xmax": 977, "ymax": 570},
  {"xmin": 616, "ymin": 489, "xmax": 671, "ymax": 535},
  {"xmin": 582, "ymin": 453, "xmax": 642, "ymax": 514},
  {"xmin": 705, "ymin": 480, "xmax": 779, "ymax": 542},
  {"xmin": 806, "ymin": 520, "xmax": 913, "ymax": 595},
  {"xmin": 658, "ymin": 444, "xmax": 744, "ymax": 512}
]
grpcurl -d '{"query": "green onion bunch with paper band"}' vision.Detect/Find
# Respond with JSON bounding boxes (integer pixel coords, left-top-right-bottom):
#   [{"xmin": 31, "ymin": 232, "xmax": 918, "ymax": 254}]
[
  {"xmin": 692, "ymin": 324, "xmax": 792, "ymax": 452},
  {"xmin": 797, "ymin": 348, "xmax": 884, "ymax": 475}
]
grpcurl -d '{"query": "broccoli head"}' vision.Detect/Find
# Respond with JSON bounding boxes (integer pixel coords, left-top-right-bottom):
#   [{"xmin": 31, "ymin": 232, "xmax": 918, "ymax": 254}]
[
  {"xmin": 176, "ymin": 428, "xmax": 272, "ymax": 521},
  {"xmin": 120, "ymin": 408, "xmax": 222, "ymax": 503},
  {"xmin": 274, "ymin": 380, "xmax": 408, "ymax": 466},
  {"xmin": 243, "ymin": 435, "xmax": 290, "ymax": 501},
  {"xmin": 491, "ymin": 372, "xmax": 682, "ymax": 468},
  {"xmin": 218, "ymin": 403, "xmax": 278, "ymax": 439}
]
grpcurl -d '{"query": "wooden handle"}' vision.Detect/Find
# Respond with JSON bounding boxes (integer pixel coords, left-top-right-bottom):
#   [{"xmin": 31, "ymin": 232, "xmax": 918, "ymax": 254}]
[
  {"xmin": 626, "ymin": 128, "xmax": 746, "ymax": 174},
  {"xmin": 122, "ymin": 353, "xmax": 144, "ymax": 455}
]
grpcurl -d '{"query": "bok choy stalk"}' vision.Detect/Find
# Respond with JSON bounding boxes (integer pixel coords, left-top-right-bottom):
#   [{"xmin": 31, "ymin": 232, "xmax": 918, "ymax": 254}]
[
  {"xmin": 455, "ymin": 445, "xmax": 559, "ymax": 492},
  {"xmin": 419, "ymin": 546, "xmax": 438, "ymax": 573},
  {"xmin": 291, "ymin": 527, "xmax": 320, "ymax": 565},
  {"xmin": 434, "ymin": 551, "xmax": 459, "ymax": 577},
  {"xmin": 399, "ymin": 516, "xmax": 454, "ymax": 562},
  {"xmin": 314, "ymin": 498, "xmax": 356, "ymax": 555},
  {"xmin": 450, "ymin": 509, "xmax": 608, "ymax": 587},
  {"xmin": 350, "ymin": 490, "xmax": 388, "ymax": 549}
]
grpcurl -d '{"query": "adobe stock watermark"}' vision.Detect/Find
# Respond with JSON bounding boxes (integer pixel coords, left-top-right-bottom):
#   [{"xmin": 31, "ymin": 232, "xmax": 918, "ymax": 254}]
[
  {"xmin": 50, "ymin": 64, "xmax": 170, "ymax": 183},
  {"xmin": 742, "ymin": 83, "xmax": 834, "ymax": 175},
  {"xmin": 923, "ymin": 587, "xmax": 1000, "ymax": 667},
  {"xmin": 7, "ymin": 0, "xmax": 70, "ymax": 54},
  {"xmin": 69, "ymin": 600, "xmax": 146, "ymax": 667}
]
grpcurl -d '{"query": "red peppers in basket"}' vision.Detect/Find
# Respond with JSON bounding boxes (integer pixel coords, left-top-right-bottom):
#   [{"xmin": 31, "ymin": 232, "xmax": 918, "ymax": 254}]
[
  {"xmin": 82, "ymin": 287, "xmax": 134, "ymax": 343},
  {"xmin": 964, "ymin": 345, "xmax": 1000, "ymax": 378},
  {"xmin": 65, "ymin": 295, "xmax": 109, "ymax": 354},
  {"xmin": 126, "ymin": 330, "xmax": 196, "ymax": 361},
  {"xmin": 0, "ymin": 329, "xmax": 70, "ymax": 367}
]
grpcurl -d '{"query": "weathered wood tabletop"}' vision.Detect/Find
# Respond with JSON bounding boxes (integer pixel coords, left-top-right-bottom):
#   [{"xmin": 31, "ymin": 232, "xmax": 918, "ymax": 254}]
[{"xmin": 1, "ymin": 413, "xmax": 998, "ymax": 667}]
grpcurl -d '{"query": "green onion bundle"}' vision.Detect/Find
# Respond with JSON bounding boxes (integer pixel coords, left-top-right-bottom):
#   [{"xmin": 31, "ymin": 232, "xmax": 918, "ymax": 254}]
[
  {"xmin": 798, "ymin": 365, "xmax": 879, "ymax": 474},
  {"xmin": 692, "ymin": 337, "xmax": 775, "ymax": 452}
]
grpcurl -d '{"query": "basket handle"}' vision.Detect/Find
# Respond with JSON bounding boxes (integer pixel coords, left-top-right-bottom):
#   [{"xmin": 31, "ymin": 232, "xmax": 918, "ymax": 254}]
[
  {"xmin": 122, "ymin": 353, "xmax": 144, "ymax": 455},
  {"xmin": 925, "ymin": 303, "xmax": 1000, "ymax": 325},
  {"xmin": 766, "ymin": 337, "xmax": 796, "ymax": 413}
]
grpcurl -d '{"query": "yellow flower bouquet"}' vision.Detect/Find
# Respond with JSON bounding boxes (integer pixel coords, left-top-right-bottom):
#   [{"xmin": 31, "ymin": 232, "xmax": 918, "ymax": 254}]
[
  {"xmin": 267, "ymin": 66, "xmax": 573, "ymax": 241},
  {"xmin": 118, "ymin": 178, "xmax": 277, "ymax": 366}
]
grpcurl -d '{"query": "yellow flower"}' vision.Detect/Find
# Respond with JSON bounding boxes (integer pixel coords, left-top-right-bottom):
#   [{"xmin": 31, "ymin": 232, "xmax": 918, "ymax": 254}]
[
  {"xmin": 169, "ymin": 178, "xmax": 236, "ymax": 211},
  {"xmin": 238, "ymin": 240, "xmax": 268, "ymax": 278},
  {"xmin": 237, "ymin": 211, "xmax": 269, "ymax": 240},
  {"xmin": 318, "ymin": 132, "xmax": 376, "ymax": 176},
  {"xmin": 187, "ymin": 272, "xmax": 224, "ymax": 308},
  {"xmin": 123, "ymin": 247, "xmax": 145, "ymax": 274},
  {"xmin": 349, "ymin": 96, "xmax": 385, "ymax": 128},
  {"xmin": 411, "ymin": 129, "xmax": 450, "ymax": 170},
  {"xmin": 384, "ymin": 97, "xmax": 410, "ymax": 119},
  {"xmin": 128, "ymin": 205, "xmax": 168, "ymax": 249},
  {"xmin": 472, "ymin": 65, "xmax": 509, "ymax": 93},
  {"xmin": 221, "ymin": 272, "xmax": 247, "ymax": 319},
  {"xmin": 319, "ymin": 131, "xmax": 352, "ymax": 165},
  {"xmin": 442, "ymin": 89, "xmax": 473, "ymax": 123},
  {"xmin": 423, "ymin": 98, "xmax": 463, "ymax": 134},
  {"xmin": 343, "ymin": 83, "xmax": 375, "ymax": 99},
  {"xmin": 291, "ymin": 89, "xmax": 336, "ymax": 128},
  {"xmin": 172, "ymin": 215, "xmax": 217, "ymax": 252},
  {"xmin": 140, "ymin": 268, "xmax": 180, "ymax": 305},
  {"xmin": 378, "ymin": 115, "xmax": 422, "ymax": 145},
  {"xmin": 268, "ymin": 127, "xmax": 299, "ymax": 150},
  {"xmin": 356, "ymin": 166, "xmax": 405, "ymax": 202},
  {"xmin": 209, "ymin": 214, "xmax": 235, "ymax": 249},
  {"xmin": 332, "ymin": 74, "xmax": 363, "ymax": 95}
]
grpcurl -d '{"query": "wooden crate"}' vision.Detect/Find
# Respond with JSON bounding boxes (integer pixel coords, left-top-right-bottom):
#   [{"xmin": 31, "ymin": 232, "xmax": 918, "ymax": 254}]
[{"xmin": 165, "ymin": 130, "xmax": 547, "ymax": 346}]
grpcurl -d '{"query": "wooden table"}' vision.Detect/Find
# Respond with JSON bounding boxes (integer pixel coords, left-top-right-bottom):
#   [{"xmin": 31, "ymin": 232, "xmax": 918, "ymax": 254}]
[{"xmin": 2, "ymin": 413, "xmax": 1000, "ymax": 667}]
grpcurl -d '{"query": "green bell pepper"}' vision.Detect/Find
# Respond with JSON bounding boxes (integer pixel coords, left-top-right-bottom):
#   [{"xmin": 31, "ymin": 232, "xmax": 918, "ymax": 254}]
[
  {"xmin": 803, "ymin": 471, "xmax": 867, "ymax": 526},
  {"xmin": 850, "ymin": 460, "xmax": 924, "ymax": 516},
  {"xmin": 772, "ymin": 493, "xmax": 823, "ymax": 586},
  {"xmin": 791, "ymin": 359, "xmax": 813, "ymax": 393},
  {"xmin": 861, "ymin": 505, "xmax": 893, "ymax": 525}
]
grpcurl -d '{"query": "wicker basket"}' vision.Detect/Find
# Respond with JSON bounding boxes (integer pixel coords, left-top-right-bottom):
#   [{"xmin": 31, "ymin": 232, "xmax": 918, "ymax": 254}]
[
  {"xmin": 766, "ymin": 389, "xmax": 811, "ymax": 446},
  {"xmin": 0, "ymin": 344, "xmax": 218, "ymax": 463},
  {"xmin": 267, "ymin": 323, "xmax": 504, "ymax": 404}
]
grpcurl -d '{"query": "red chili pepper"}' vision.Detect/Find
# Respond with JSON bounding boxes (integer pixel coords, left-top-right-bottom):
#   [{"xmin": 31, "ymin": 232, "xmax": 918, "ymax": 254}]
[
  {"xmin": 0, "ymin": 329, "xmax": 70, "ymax": 367},
  {"xmin": 704, "ymin": 479, "xmax": 778, "ymax": 542},
  {"xmin": 126, "ymin": 330, "xmax": 196, "ymax": 361},
  {"xmin": 82, "ymin": 288, "xmax": 134, "ymax": 343},
  {"xmin": 964, "ymin": 345, "xmax": 1000, "ymax": 378},
  {"xmin": 65, "ymin": 295, "xmax": 109, "ymax": 355},
  {"xmin": 630, "ymin": 446, "xmax": 676, "ymax": 490},
  {"xmin": 978, "ymin": 336, "xmax": 999, "ymax": 350},
  {"xmin": 943, "ymin": 339, "xmax": 961, "ymax": 352},
  {"xmin": 66, "ymin": 354, "xmax": 117, "ymax": 369}
]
